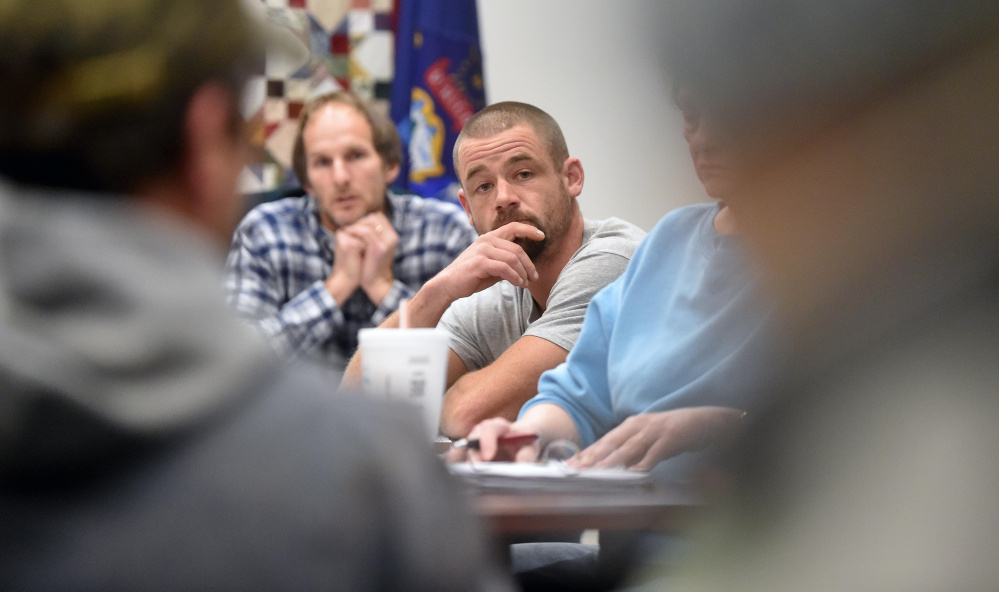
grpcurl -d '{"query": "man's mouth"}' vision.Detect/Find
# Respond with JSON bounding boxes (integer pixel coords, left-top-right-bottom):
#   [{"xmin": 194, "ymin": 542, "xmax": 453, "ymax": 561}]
[
  {"xmin": 492, "ymin": 212, "xmax": 541, "ymax": 233},
  {"xmin": 696, "ymin": 158, "xmax": 728, "ymax": 174}
]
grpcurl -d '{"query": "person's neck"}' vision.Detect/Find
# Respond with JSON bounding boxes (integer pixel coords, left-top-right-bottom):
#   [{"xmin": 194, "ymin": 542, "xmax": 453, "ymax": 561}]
[
  {"xmin": 528, "ymin": 211, "xmax": 585, "ymax": 311},
  {"xmin": 713, "ymin": 201, "xmax": 738, "ymax": 235},
  {"xmin": 324, "ymin": 198, "xmax": 391, "ymax": 233},
  {"xmin": 137, "ymin": 179, "xmax": 203, "ymax": 232}
]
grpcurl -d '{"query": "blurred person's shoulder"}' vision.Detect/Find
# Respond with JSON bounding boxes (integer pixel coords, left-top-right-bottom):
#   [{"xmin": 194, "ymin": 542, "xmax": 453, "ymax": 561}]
[
  {"xmin": 210, "ymin": 361, "xmax": 509, "ymax": 590},
  {"xmin": 634, "ymin": 202, "xmax": 726, "ymax": 260},
  {"xmin": 235, "ymin": 194, "xmax": 317, "ymax": 234},
  {"xmin": 232, "ymin": 360, "xmax": 436, "ymax": 462},
  {"xmin": 706, "ymin": 276, "xmax": 999, "ymax": 590},
  {"xmin": 0, "ymin": 357, "xmax": 501, "ymax": 590},
  {"xmin": 649, "ymin": 202, "xmax": 717, "ymax": 237}
]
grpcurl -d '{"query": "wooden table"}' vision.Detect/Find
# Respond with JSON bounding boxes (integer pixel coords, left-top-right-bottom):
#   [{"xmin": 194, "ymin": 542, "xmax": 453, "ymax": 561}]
[
  {"xmin": 467, "ymin": 481, "xmax": 703, "ymax": 537},
  {"xmin": 464, "ymin": 481, "xmax": 704, "ymax": 587}
]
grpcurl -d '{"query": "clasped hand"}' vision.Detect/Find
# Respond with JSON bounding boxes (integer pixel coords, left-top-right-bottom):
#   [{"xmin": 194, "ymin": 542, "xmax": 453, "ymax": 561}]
[{"xmin": 327, "ymin": 212, "xmax": 398, "ymax": 306}]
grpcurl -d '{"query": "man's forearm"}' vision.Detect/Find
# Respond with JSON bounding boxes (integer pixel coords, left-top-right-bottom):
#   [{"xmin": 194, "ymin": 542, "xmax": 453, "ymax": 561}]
[
  {"xmin": 245, "ymin": 280, "xmax": 349, "ymax": 357},
  {"xmin": 361, "ymin": 276, "xmax": 394, "ymax": 307},
  {"xmin": 438, "ymin": 337, "xmax": 569, "ymax": 438},
  {"xmin": 399, "ymin": 275, "xmax": 458, "ymax": 328},
  {"xmin": 440, "ymin": 372, "xmax": 532, "ymax": 437},
  {"xmin": 365, "ymin": 275, "xmax": 456, "ymax": 329}
]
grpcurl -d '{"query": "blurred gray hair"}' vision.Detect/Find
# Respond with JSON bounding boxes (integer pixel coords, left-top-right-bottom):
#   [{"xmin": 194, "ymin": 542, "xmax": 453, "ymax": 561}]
[{"xmin": 663, "ymin": 1, "xmax": 999, "ymax": 132}]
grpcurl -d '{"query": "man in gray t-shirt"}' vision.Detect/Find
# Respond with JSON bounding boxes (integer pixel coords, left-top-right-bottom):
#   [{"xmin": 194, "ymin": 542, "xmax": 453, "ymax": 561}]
[
  {"xmin": 344, "ymin": 102, "xmax": 645, "ymax": 437},
  {"xmin": 439, "ymin": 217, "xmax": 642, "ymax": 370}
]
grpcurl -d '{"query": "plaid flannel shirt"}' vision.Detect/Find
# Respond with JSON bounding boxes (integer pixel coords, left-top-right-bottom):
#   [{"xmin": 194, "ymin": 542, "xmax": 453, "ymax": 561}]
[{"xmin": 224, "ymin": 191, "xmax": 476, "ymax": 368}]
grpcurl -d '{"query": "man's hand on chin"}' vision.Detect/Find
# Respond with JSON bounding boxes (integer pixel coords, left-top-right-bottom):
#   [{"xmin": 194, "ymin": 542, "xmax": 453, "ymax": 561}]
[{"xmin": 433, "ymin": 221, "xmax": 544, "ymax": 302}]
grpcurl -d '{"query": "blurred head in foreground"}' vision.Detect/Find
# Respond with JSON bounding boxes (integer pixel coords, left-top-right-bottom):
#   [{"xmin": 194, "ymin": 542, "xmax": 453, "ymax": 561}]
[
  {"xmin": 0, "ymin": 2, "xmax": 510, "ymax": 590},
  {"xmin": 673, "ymin": 85, "xmax": 745, "ymax": 203},
  {"xmin": 641, "ymin": 2, "xmax": 999, "ymax": 591},
  {"xmin": 0, "ymin": 0, "xmax": 259, "ymax": 244},
  {"xmin": 663, "ymin": 1, "xmax": 999, "ymax": 338}
]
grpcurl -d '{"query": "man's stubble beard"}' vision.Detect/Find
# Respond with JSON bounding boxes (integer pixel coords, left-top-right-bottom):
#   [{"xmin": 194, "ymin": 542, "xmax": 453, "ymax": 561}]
[
  {"xmin": 322, "ymin": 194, "xmax": 387, "ymax": 231},
  {"xmin": 490, "ymin": 185, "xmax": 574, "ymax": 263}
]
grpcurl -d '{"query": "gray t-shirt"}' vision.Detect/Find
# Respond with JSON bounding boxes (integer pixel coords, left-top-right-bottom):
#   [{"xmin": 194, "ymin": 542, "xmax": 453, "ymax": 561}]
[{"xmin": 439, "ymin": 217, "xmax": 646, "ymax": 371}]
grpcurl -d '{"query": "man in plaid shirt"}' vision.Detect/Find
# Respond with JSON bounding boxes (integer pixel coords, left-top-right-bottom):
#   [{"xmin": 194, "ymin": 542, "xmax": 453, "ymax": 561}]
[{"xmin": 225, "ymin": 92, "xmax": 476, "ymax": 370}]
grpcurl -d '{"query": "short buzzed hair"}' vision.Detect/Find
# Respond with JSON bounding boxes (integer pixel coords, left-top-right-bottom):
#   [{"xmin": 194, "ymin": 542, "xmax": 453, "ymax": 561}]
[{"xmin": 453, "ymin": 102, "xmax": 569, "ymax": 183}]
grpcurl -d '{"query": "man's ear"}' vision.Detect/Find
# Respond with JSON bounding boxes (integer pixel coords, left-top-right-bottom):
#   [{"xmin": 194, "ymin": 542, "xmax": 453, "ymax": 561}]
[
  {"xmin": 562, "ymin": 157, "xmax": 584, "ymax": 198},
  {"xmin": 180, "ymin": 82, "xmax": 244, "ymax": 243},
  {"xmin": 384, "ymin": 161, "xmax": 401, "ymax": 185},
  {"xmin": 183, "ymin": 83, "xmax": 236, "ymax": 196},
  {"xmin": 457, "ymin": 188, "xmax": 473, "ymax": 221}
]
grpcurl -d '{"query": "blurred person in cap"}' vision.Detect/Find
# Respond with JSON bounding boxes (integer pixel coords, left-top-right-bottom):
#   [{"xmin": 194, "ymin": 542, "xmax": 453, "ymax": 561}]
[
  {"xmin": 224, "ymin": 91, "xmax": 477, "ymax": 372},
  {"xmin": 626, "ymin": 1, "xmax": 999, "ymax": 590},
  {"xmin": 0, "ymin": 1, "xmax": 511, "ymax": 590}
]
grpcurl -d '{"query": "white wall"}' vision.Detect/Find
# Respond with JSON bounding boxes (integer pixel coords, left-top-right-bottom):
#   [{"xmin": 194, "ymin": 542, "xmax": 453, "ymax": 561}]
[{"xmin": 476, "ymin": 0, "xmax": 708, "ymax": 231}]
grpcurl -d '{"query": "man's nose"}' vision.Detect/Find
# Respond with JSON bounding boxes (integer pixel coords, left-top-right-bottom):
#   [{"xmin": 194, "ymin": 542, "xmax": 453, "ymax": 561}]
[
  {"xmin": 494, "ymin": 178, "xmax": 520, "ymax": 210},
  {"xmin": 688, "ymin": 120, "xmax": 721, "ymax": 153},
  {"xmin": 331, "ymin": 159, "xmax": 351, "ymax": 187}
]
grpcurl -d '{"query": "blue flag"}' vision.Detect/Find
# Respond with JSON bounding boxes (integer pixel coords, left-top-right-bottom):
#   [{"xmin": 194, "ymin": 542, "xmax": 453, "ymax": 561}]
[{"xmin": 390, "ymin": 0, "xmax": 486, "ymax": 203}]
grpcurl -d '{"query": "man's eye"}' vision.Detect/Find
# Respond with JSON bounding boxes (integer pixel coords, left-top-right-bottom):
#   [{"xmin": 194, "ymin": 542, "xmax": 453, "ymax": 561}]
[
  {"xmin": 476, "ymin": 182, "xmax": 493, "ymax": 193},
  {"xmin": 311, "ymin": 158, "xmax": 331, "ymax": 167},
  {"xmin": 516, "ymin": 171, "xmax": 532, "ymax": 180}
]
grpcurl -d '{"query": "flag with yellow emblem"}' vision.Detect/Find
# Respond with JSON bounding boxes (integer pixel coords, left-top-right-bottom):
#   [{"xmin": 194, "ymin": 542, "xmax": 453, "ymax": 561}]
[{"xmin": 390, "ymin": 0, "xmax": 486, "ymax": 203}]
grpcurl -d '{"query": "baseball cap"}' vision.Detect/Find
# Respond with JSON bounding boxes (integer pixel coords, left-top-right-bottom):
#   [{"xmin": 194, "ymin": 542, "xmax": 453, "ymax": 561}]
[{"xmin": 0, "ymin": 0, "xmax": 308, "ymax": 153}]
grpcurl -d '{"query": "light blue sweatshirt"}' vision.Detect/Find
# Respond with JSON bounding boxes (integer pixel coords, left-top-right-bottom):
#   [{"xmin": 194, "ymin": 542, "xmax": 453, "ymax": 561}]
[{"xmin": 521, "ymin": 202, "xmax": 772, "ymax": 449}]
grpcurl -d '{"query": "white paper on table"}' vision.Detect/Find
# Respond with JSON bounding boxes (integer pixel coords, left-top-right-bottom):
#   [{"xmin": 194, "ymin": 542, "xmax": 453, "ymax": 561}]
[{"xmin": 447, "ymin": 461, "xmax": 653, "ymax": 491}]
